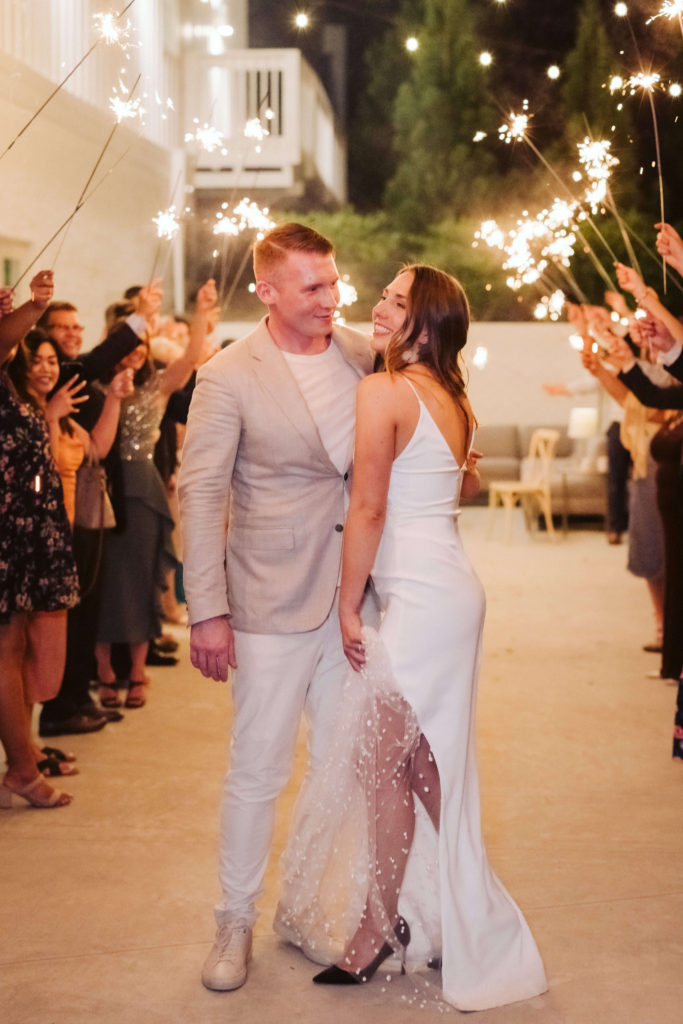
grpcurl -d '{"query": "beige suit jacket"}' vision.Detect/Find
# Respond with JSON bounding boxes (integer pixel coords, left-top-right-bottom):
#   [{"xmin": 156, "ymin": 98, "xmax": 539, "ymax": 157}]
[{"xmin": 177, "ymin": 317, "xmax": 373, "ymax": 633}]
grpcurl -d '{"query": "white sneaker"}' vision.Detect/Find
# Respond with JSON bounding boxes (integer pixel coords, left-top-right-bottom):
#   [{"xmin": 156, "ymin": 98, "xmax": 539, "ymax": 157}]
[{"xmin": 201, "ymin": 920, "xmax": 253, "ymax": 991}]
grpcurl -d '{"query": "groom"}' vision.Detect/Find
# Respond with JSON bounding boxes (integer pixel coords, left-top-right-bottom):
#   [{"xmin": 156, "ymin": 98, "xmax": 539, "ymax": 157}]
[{"xmin": 178, "ymin": 223, "xmax": 374, "ymax": 991}]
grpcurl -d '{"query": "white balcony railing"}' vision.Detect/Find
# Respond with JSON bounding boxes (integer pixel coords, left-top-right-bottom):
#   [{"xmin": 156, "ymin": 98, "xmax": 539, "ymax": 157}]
[
  {"xmin": 0, "ymin": 0, "xmax": 180, "ymax": 152},
  {"xmin": 183, "ymin": 48, "xmax": 347, "ymax": 204}
]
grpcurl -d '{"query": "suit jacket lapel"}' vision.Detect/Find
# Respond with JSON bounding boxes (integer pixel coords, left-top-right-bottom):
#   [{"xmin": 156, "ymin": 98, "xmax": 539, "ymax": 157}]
[{"xmin": 246, "ymin": 319, "xmax": 336, "ymax": 471}]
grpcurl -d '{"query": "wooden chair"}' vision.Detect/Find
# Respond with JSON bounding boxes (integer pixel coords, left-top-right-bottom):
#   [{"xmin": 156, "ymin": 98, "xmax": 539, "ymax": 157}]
[{"xmin": 487, "ymin": 429, "xmax": 560, "ymax": 542}]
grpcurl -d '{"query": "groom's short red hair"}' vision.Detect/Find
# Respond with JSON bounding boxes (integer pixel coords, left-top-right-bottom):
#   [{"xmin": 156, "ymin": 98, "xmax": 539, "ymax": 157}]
[{"xmin": 253, "ymin": 222, "xmax": 335, "ymax": 280}]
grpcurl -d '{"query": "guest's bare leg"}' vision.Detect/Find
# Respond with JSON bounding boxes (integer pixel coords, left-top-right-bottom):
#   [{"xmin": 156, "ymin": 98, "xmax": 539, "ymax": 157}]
[
  {"xmin": 129, "ymin": 642, "xmax": 149, "ymax": 683},
  {"xmin": 0, "ymin": 617, "xmax": 35, "ymax": 783},
  {"xmin": 646, "ymin": 575, "xmax": 665, "ymax": 644},
  {"xmin": 23, "ymin": 610, "xmax": 67, "ymax": 699}
]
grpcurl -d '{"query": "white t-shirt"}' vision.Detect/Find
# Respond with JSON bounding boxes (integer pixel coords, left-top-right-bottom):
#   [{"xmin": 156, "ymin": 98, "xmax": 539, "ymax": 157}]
[{"xmin": 282, "ymin": 342, "xmax": 359, "ymax": 474}]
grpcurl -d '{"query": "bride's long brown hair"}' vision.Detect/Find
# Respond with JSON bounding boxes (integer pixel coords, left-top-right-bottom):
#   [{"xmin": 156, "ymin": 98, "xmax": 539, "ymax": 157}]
[{"xmin": 384, "ymin": 264, "xmax": 476, "ymax": 431}]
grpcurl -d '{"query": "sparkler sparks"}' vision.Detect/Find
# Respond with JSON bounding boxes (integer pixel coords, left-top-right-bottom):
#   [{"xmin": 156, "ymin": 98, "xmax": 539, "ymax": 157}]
[
  {"xmin": 577, "ymin": 138, "xmax": 619, "ymax": 214},
  {"xmin": 626, "ymin": 72, "xmax": 661, "ymax": 93},
  {"xmin": 244, "ymin": 119, "xmax": 269, "ymax": 142},
  {"xmin": 498, "ymin": 109, "xmax": 529, "ymax": 144},
  {"xmin": 213, "ymin": 199, "xmax": 276, "ymax": 240},
  {"xmin": 93, "ymin": 12, "xmax": 135, "ymax": 50},
  {"xmin": 109, "ymin": 93, "xmax": 143, "ymax": 122},
  {"xmin": 533, "ymin": 291, "xmax": 565, "ymax": 321},
  {"xmin": 647, "ymin": 1, "xmax": 683, "ymax": 23},
  {"xmin": 153, "ymin": 206, "xmax": 180, "ymax": 240},
  {"xmin": 185, "ymin": 121, "xmax": 225, "ymax": 153}
]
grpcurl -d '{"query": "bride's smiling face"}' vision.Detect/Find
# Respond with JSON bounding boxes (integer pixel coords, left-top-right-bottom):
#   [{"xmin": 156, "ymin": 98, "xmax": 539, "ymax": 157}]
[{"xmin": 371, "ymin": 270, "xmax": 414, "ymax": 355}]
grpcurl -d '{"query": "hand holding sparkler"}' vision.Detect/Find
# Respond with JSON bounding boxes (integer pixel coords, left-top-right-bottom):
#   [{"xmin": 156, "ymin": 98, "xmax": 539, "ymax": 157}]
[
  {"xmin": 136, "ymin": 278, "xmax": 164, "ymax": 324},
  {"xmin": 655, "ymin": 223, "xmax": 683, "ymax": 276},
  {"xmin": 604, "ymin": 290, "xmax": 632, "ymax": 321},
  {"xmin": 195, "ymin": 278, "xmax": 218, "ymax": 316},
  {"xmin": 580, "ymin": 347, "xmax": 601, "ymax": 375},
  {"xmin": 0, "ymin": 270, "xmax": 55, "ymax": 360},
  {"xmin": 0, "ymin": 288, "xmax": 13, "ymax": 319},
  {"xmin": 109, "ymin": 367, "xmax": 136, "ymax": 401},
  {"xmin": 566, "ymin": 301, "xmax": 588, "ymax": 333},
  {"xmin": 638, "ymin": 313, "xmax": 680, "ymax": 355},
  {"xmin": 614, "ymin": 262, "xmax": 651, "ymax": 304},
  {"xmin": 29, "ymin": 270, "xmax": 55, "ymax": 310}
]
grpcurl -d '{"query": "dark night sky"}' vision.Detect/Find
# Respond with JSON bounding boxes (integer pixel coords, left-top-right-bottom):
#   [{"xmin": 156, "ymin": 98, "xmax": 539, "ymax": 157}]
[{"xmin": 248, "ymin": 1, "xmax": 677, "ymax": 125}]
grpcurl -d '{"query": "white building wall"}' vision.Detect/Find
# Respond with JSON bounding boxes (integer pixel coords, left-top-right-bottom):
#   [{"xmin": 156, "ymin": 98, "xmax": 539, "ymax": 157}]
[{"xmin": 0, "ymin": 0, "xmax": 183, "ymax": 330}]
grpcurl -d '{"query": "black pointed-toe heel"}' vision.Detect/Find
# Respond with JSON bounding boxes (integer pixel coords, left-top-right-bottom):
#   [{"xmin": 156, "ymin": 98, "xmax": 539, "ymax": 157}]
[{"xmin": 313, "ymin": 916, "xmax": 411, "ymax": 986}]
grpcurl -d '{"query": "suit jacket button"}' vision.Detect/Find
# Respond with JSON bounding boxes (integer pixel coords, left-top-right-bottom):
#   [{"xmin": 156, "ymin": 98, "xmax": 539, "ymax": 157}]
[
  {"xmin": 343, "ymin": 472, "xmax": 349, "ymax": 480},
  {"xmin": 335, "ymin": 523, "xmax": 344, "ymax": 532}
]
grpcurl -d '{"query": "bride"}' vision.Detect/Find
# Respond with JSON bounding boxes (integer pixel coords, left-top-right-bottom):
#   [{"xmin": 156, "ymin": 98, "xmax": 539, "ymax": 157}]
[{"xmin": 274, "ymin": 265, "xmax": 547, "ymax": 1011}]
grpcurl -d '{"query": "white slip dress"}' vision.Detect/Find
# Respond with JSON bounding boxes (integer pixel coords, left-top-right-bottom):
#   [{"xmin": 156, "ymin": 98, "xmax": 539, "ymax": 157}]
[{"xmin": 275, "ymin": 379, "xmax": 547, "ymax": 1011}]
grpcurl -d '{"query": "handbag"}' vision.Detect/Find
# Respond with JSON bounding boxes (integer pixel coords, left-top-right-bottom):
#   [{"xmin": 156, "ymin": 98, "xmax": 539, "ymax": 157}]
[{"xmin": 74, "ymin": 441, "xmax": 116, "ymax": 530}]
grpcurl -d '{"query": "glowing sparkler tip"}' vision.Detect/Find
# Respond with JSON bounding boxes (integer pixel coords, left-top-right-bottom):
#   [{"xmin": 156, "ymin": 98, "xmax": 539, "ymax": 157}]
[
  {"xmin": 185, "ymin": 123, "xmax": 225, "ymax": 153},
  {"xmin": 294, "ymin": 12, "xmax": 309, "ymax": 29},
  {"xmin": 627, "ymin": 72, "xmax": 661, "ymax": 93},
  {"xmin": 614, "ymin": 3, "xmax": 628, "ymax": 17},
  {"xmin": 670, "ymin": 82, "xmax": 682, "ymax": 97},
  {"xmin": 153, "ymin": 206, "xmax": 180, "ymax": 240},
  {"xmin": 479, "ymin": 51, "xmax": 493, "ymax": 67},
  {"xmin": 244, "ymin": 118, "xmax": 269, "ymax": 142},
  {"xmin": 109, "ymin": 92, "xmax": 143, "ymax": 123},
  {"xmin": 498, "ymin": 111, "xmax": 529, "ymax": 144},
  {"xmin": 647, "ymin": 0, "xmax": 683, "ymax": 24},
  {"xmin": 547, "ymin": 65, "xmax": 561, "ymax": 80},
  {"xmin": 405, "ymin": 37, "xmax": 419, "ymax": 52},
  {"xmin": 93, "ymin": 11, "xmax": 136, "ymax": 50}
]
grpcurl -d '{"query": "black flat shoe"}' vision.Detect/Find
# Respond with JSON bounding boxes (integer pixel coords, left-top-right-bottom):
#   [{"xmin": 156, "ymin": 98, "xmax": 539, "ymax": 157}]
[
  {"xmin": 145, "ymin": 648, "xmax": 178, "ymax": 667},
  {"xmin": 40, "ymin": 746, "xmax": 76, "ymax": 763},
  {"xmin": 37, "ymin": 755, "xmax": 79, "ymax": 778},
  {"xmin": 313, "ymin": 917, "xmax": 410, "ymax": 986},
  {"xmin": 39, "ymin": 713, "xmax": 107, "ymax": 737}
]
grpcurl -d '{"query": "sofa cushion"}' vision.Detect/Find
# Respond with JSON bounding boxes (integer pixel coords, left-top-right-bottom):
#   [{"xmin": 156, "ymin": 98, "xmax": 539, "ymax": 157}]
[
  {"xmin": 519, "ymin": 424, "xmax": 573, "ymax": 458},
  {"xmin": 475, "ymin": 424, "xmax": 521, "ymax": 460}
]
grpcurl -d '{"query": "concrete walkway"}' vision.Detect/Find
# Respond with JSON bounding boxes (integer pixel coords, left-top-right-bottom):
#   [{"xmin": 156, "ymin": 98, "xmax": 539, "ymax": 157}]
[{"xmin": 2, "ymin": 509, "xmax": 681, "ymax": 1023}]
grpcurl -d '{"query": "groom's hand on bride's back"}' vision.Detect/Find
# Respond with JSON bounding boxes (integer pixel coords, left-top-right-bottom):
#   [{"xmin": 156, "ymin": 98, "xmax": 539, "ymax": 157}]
[{"xmin": 190, "ymin": 615, "xmax": 237, "ymax": 681}]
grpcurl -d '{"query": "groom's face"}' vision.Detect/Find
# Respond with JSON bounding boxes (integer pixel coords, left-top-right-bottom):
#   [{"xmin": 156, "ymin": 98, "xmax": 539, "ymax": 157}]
[{"xmin": 262, "ymin": 251, "xmax": 341, "ymax": 340}]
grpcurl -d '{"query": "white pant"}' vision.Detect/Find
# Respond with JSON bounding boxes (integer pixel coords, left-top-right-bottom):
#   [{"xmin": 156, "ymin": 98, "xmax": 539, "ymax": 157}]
[{"xmin": 216, "ymin": 597, "xmax": 347, "ymax": 927}]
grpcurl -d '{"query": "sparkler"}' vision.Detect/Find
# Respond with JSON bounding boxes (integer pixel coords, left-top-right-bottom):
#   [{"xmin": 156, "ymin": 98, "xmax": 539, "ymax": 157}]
[
  {"xmin": 93, "ymin": 11, "xmax": 136, "ymax": 51},
  {"xmin": 109, "ymin": 80, "xmax": 144, "ymax": 123},
  {"xmin": 495, "ymin": 105, "xmax": 618, "ymax": 289},
  {"xmin": 184, "ymin": 121, "xmax": 226, "ymax": 154},
  {"xmin": 579, "ymin": 127, "xmax": 643, "ymax": 275},
  {"xmin": 0, "ymin": 0, "xmax": 139, "ymax": 162},
  {"xmin": 148, "ymin": 166, "xmax": 185, "ymax": 283},
  {"xmin": 333, "ymin": 278, "xmax": 359, "ymax": 325},
  {"xmin": 647, "ymin": 1, "xmax": 683, "ymax": 39},
  {"xmin": 619, "ymin": 72, "xmax": 667, "ymax": 289},
  {"xmin": 212, "ymin": 199, "xmax": 277, "ymax": 306},
  {"xmin": 13, "ymin": 73, "xmax": 142, "ymax": 290},
  {"xmin": 498, "ymin": 109, "xmax": 529, "ymax": 145},
  {"xmin": 153, "ymin": 206, "xmax": 181, "ymax": 241},
  {"xmin": 534, "ymin": 291, "xmax": 566, "ymax": 322}
]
